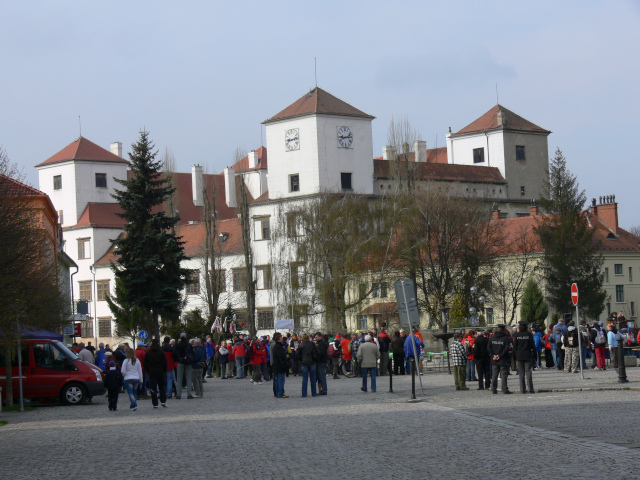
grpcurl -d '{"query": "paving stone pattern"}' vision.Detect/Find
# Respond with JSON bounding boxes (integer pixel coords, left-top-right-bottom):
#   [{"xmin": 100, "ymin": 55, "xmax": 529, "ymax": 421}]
[{"xmin": 1, "ymin": 366, "xmax": 639, "ymax": 479}]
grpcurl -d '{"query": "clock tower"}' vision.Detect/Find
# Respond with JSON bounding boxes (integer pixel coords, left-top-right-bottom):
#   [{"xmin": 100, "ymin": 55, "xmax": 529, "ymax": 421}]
[{"xmin": 263, "ymin": 87, "xmax": 375, "ymax": 198}]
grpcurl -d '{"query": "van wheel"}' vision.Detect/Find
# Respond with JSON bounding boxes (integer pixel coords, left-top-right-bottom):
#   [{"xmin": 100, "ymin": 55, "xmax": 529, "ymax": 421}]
[{"xmin": 61, "ymin": 383, "xmax": 86, "ymax": 405}]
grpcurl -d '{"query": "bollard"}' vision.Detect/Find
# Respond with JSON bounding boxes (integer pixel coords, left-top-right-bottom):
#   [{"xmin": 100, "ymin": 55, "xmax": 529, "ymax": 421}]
[
  {"xmin": 618, "ymin": 345, "xmax": 628, "ymax": 383},
  {"xmin": 388, "ymin": 356, "xmax": 393, "ymax": 393}
]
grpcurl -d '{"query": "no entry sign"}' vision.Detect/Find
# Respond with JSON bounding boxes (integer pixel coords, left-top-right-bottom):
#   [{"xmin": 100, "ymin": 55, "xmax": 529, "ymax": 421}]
[{"xmin": 571, "ymin": 283, "xmax": 579, "ymax": 306}]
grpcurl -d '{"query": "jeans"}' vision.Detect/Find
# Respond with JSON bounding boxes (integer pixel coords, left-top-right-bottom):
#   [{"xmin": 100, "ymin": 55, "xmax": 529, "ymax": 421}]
[
  {"xmin": 235, "ymin": 357, "xmax": 245, "ymax": 378},
  {"xmin": 176, "ymin": 363, "xmax": 193, "ymax": 397},
  {"xmin": 124, "ymin": 379, "xmax": 139, "ymax": 408},
  {"xmin": 165, "ymin": 370, "xmax": 174, "ymax": 398},
  {"xmin": 317, "ymin": 362, "xmax": 327, "ymax": 394},
  {"xmin": 550, "ymin": 345, "xmax": 558, "ymax": 366},
  {"xmin": 466, "ymin": 359, "xmax": 477, "ymax": 381},
  {"xmin": 361, "ymin": 367, "xmax": 377, "ymax": 391},
  {"xmin": 405, "ymin": 357, "xmax": 412, "ymax": 374},
  {"xmin": 206, "ymin": 357, "xmax": 213, "ymax": 376},
  {"xmin": 148, "ymin": 372, "xmax": 167, "ymax": 406},
  {"xmin": 302, "ymin": 364, "xmax": 317, "ymax": 397},
  {"xmin": 274, "ymin": 373, "xmax": 285, "ymax": 397},
  {"xmin": 581, "ymin": 347, "xmax": 588, "ymax": 369}
]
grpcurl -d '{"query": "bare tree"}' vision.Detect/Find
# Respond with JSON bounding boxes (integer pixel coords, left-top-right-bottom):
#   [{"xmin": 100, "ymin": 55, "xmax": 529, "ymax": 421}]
[
  {"xmin": 628, "ymin": 225, "xmax": 640, "ymax": 238},
  {"xmin": 200, "ymin": 172, "xmax": 224, "ymax": 328},
  {"xmin": 271, "ymin": 194, "xmax": 392, "ymax": 332},
  {"xmin": 489, "ymin": 223, "xmax": 540, "ymax": 325},
  {"xmin": 235, "ymin": 148, "xmax": 257, "ymax": 337},
  {"xmin": 393, "ymin": 186, "xmax": 499, "ymax": 326},
  {"xmin": 387, "ymin": 115, "xmax": 421, "ymax": 191}
]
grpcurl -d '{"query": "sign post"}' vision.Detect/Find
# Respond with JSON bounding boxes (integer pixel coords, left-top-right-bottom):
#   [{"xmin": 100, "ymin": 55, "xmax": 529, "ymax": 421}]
[
  {"xmin": 394, "ymin": 279, "xmax": 424, "ymax": 398},
  {"xmin": 571, "ymin": 283, "xmax": 584, "ymax": 379},
  {"xmin": 139, "ymin": 330, "xmax": 148, "ymax": 343}
]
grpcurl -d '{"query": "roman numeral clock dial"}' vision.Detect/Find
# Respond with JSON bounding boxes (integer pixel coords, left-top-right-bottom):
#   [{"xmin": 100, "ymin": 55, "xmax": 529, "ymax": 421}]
[
  {"xmin": 337, "ymin": 126, "xmax": 353, "ymax": 148},
  {"xmin": 285, "ymin": 128, "xmax": 299, "ymax": 151}
]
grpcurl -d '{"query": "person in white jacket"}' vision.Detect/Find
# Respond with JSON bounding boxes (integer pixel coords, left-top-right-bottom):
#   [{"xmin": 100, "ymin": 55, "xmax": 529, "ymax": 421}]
[{"xmin": 121, "ymin": 348, "xmax": 143, "ymax": 411}]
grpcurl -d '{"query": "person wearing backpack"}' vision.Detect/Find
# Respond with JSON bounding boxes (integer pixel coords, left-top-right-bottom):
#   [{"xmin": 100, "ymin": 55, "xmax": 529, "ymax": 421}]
[
  {"xmin": 562, "ymin": 322, "xmax": 580, "ymax": 373},
  {"xmin": 591, "ymin": 322, "xmax": 607, "ymax": 370}
]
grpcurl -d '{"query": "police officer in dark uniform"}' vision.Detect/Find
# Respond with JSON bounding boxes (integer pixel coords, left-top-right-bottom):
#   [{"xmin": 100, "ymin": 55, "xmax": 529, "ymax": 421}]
[
  {"xmin": 488, "ymin": 324, "xmax": 512, "ymax": 394},
  {"xmin": 513, "ymin": 321, "xmax": 536, "ymax": 394}
]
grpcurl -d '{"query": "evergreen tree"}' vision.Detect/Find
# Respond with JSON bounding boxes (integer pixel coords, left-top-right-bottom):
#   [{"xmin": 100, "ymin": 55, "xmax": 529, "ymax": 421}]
[
  {"xmin": 447, "ymin": 293, "xmax": 468, "ymax": 329},
  {"xmin": 535, "ymin": 148, "xmax": 606, "ymax": 320},
  {"xmin": 519, "ymin": 277, "xmax": 549, "ymax": 325},
  {"xmin": 110, "ymin": 130, "xmax": 187, "ymax": 339}
]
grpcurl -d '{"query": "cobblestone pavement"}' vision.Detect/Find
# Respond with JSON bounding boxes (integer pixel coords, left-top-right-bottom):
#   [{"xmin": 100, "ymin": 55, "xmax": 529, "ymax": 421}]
[{"xmin": 1, "ymin": 366, "xmax": 639, "ymax": 479}]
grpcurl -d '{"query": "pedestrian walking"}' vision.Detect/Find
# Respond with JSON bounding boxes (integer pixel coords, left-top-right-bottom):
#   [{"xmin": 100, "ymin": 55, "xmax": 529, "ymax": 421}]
[
  {"xmin": 104, "ymin": 360, "xmax": 123, "ymax": 411},
  {"xmin": 144, "ymin": 338, "xmax": 168, "ymax": 407},
  {"xmin": 121, "ymin": 348, "xmax": 143, "ymax": 410}
]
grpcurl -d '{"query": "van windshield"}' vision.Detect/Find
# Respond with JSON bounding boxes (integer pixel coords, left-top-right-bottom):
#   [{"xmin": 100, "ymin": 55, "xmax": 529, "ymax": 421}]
[{"xmin": 54, "ymin": 341, "xmax": 79, "ymax": 360}]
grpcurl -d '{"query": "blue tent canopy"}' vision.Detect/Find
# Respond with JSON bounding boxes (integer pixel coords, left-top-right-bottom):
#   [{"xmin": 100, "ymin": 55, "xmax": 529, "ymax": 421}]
[{"xmin": 0, "ymin": 325, "xmax": 63, "ymax": 341}]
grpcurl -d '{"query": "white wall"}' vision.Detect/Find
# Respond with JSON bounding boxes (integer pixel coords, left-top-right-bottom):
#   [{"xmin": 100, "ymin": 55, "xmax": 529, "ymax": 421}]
[{"xmin": 38, "ymin": 162, "xmax": 77, "ymax": 227}]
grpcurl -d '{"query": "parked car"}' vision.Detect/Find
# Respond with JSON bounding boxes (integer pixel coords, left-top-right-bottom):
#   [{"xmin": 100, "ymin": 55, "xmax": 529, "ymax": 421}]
[{"xmin": 0, "ymin": 338, "xmax": 105, "ymax": 405}]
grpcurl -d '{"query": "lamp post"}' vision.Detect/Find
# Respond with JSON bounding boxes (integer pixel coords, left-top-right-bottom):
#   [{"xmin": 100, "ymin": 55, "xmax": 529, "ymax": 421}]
[{"xmin": 90, "ymin": 264, "xmax": 98, "ymax": 347}]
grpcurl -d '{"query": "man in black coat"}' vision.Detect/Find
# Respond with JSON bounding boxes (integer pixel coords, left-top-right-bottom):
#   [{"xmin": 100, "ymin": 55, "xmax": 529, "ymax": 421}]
[
  {"xmin": 513, "ymin": 321, "xmax": 536, "ymax": 394},
  {"xmin": 144, "ymin": 338, "xmax": 169, "ymax": 407},
  {"xmin": 272, "ymin": 333, "xmax": 289, "ymax": 398},
  {"xmin": 315, "ymin": 333, "xmax": 329, "ymax": 395},
  {"xmin": 472, "ymin": 330, "xmax": 491, "ymax": 390},
  {"xmin": 488, "ymin": 325, "xmax": 512, "ymax": 394}
]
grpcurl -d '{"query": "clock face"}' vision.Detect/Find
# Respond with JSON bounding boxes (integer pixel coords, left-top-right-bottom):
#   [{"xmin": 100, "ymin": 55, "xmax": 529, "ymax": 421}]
[
  {"xmin": 337, "ymin": 126, "xmax": 353, "ymax": 148},
  {"xmin": 285, "ymin": 128, "xmax": 300, "ymax": 151}
]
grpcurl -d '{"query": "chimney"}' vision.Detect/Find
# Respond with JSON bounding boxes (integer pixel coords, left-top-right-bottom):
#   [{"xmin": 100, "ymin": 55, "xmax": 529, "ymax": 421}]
[
  {"xmin": 191, "ymin": 165, "xmax": 203, "ymax": 207},
  {"xmin": 529, "ymin": 199, "xmax": 539, "ymax": 216},
  {"xmin": 491, "ymin": 203, "xmax": 501, "ymax": 220},
  {"xmin": 224, "ymin": 167, "xmax": 237, "ymax": 208},
  {"xmin": 382, "ymin": 145, "xmax": 396, "ymax": 160},
  {"xmin": 496, "ymin": 109, "xmax": 504, "ymax": 127},
  {"xmin": 248, "ymin": 150, "xmax": 259, "ymax": 169},
  {"xmin": 595, "ymin": 194, "xmax": 618, "ymax": 234},
  {"xmin": 414, "ymin": 140, "xmax": 427, "ymax": 163},
  {"xmin": 110, "ymin": 141, "xmax": 122, "ymax": 157}
]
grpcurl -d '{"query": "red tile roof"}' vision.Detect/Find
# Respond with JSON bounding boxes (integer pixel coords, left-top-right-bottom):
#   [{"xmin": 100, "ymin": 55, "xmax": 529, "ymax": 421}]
[
  {"xmin": 167, "ymin": 171, "xmax": 238, "ymax": 223},
  {"xmin": 75, "ymin": 203, "xmax": 127, "ymax": 229},
  {"xmin": 374, "ymin": 147, "xmax": 449, "ymax": 164},
  {"xmin": 36, "ymin": 136, "xmax": 127, "ymax": 168},
  {"xmin": 451, "ymin": 105, "xmax": 550, "ymax": 137},
  {"xmin": 0, "ymin": 174, "xmax": 48, "ymax": 196},
  {"xmin": 263, "ymin": 87, "xmax": 374, "ymax": 124},
  {"xmin": 231, "ymin": 146, "xmax": 267, "ymax": 172},
  {"xmin": 359, "ymin": 302, "xmax": 398, "ymax": 315},
  {"xmin": 94, "ymin": 218, "xmax": 243, "ymax": 266},
  {"xmin": 373, "ymin": 159, "xmax": 506, "ymax": 184}
]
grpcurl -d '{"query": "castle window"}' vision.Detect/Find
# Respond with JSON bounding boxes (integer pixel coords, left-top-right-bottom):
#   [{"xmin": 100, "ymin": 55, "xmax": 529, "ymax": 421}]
[
  {"xmin": 516, "ymin": 145, "xmax": 526, "ymax": 161},
  {"xmin": 290, "ymin": 174, "xmax": 300, "ymax": 192},
  {"xmin": 341, "ymin": 172, "xmax": 352, "ymax": 190},
  {"xmin": 53, "ymin": 175, "xmax": 62, "ymax": 190},
  {"xmin": 95, "ymin": 173, "xmax": 107, "ymax": 188},
  {"xmin": 473, "ymin": 148, "xmax": 485, "ymax": 164}
]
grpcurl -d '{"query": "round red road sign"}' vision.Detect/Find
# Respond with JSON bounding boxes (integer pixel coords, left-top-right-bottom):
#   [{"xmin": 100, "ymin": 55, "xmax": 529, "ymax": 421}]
[{"xmin": 571, "ymin": 283, "xmax": 578, "ymax": 306}]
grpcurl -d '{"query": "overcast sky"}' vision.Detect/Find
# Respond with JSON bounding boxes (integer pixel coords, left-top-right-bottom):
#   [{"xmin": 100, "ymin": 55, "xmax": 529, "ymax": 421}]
[{"xmin": 2, "ymin": 1, "xmax": 639, "ymax": 227}]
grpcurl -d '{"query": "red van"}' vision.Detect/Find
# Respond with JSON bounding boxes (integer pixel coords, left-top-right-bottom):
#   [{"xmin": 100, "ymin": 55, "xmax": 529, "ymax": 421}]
[{"xmin": 0, "ymin": 339, "xmax": 105, "ymax": 405}]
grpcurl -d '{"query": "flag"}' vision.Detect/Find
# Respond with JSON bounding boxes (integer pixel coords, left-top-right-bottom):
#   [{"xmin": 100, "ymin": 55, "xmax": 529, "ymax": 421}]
[
  {"xmin": 211, "ymin": 316, "xmax": 221, "ymax": 333},
  {"xmin": 230, "ymin": 319, "xmax": 235, "ymax": 334},
  {"xmin": 222, "ymin": 317, "xmax": 228, "ymax": 332}
]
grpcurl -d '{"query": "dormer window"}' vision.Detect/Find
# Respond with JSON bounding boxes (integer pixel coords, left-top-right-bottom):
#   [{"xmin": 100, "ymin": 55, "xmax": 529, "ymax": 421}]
[{"xmin": 473, "ymin": 148, "xmax": 485, "ymax": 163}]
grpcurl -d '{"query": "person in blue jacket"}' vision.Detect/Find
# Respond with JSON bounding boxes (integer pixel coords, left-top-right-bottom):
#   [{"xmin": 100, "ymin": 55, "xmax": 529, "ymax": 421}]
[
  {"xmin": 205, "ymin": 335, "xmax": 215, "ymax": 378},
  {"xmin": 533, "ymin": 327, "xmax": 544, "ymax": 369},
  {"xmin": 95, "ymin": 343, "xmax": 108, "ymax": 372},
  {"xmin": 404, "ymin": 329, "xmax": 424, "ymax": 375}
]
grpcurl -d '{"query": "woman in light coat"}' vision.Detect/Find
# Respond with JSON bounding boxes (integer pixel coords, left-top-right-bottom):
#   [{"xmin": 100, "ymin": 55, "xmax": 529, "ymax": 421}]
[{"xmin": 121, "ymin": 347, "xmax": 143, "ymax": 411}]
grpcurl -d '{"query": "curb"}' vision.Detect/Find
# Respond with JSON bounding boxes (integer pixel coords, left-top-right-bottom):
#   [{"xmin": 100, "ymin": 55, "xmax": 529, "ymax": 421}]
[{"xmin": 535, "ymin": 386, "xmax": 640, "ymax": 393}]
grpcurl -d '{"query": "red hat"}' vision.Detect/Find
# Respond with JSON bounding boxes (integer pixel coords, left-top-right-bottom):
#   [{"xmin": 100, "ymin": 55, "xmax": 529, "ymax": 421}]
[{"xmin": 335, "ymin": 334, "xmax": 342, "ymax": 339}]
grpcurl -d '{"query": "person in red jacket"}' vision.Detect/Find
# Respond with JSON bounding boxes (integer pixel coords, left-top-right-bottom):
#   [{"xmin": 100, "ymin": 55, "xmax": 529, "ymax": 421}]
[
  {"xmin": 341, "ymin": 335, "xmax": 352, "ymax": 374},
  {"xmin": 135, "ymin": 343, "xmax": 149, "ymax": 399},
  {"xmin": 464, "ymin": 331, "xmax": 477, "ymax": 382},
  {"xmin": 250, "ymin": 338, "xmax": 266, "ymax": 384},
  {"xmin": 161, "ymin": 337, "xmax": 176, "ymax": 398}
]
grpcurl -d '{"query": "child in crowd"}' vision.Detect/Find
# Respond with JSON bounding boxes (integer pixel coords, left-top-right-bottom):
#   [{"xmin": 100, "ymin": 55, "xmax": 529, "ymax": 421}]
[{"xmin": 104, "ymin": 360, "xmax": 123, "ymax": 411}]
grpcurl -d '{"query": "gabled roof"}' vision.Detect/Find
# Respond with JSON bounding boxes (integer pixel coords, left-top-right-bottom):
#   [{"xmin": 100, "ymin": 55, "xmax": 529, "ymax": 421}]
[
  {"xmin": 263, "ymin": 87, "xmax": 374, "ymax": 124},
  {"xmin": 75, "ymin": 203, "xmax": 127, "ymax": 229},
  {"xmin": 373, "ymin": 160, "xmax": 506, "ymax": 184},
  {"xmin": 0, "ymin": 174, "xmax": 48, "ymax": 196},
  {"xmin": 451, "ymin": 105, "xmax": 550, "ymax": 137},
  {"xmin": 231, "ymin": 146, "xmax": 268, "ymax": 172},
  {"xmin": 36, "ymin": 136, "xmax": 127, "ymax": 168}
]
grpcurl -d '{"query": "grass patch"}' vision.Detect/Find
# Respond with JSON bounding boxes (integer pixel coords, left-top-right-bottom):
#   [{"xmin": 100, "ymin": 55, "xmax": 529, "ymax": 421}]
[
  {"xmin": 0, "ymin": 421, "xmax": 7, "ymax": 427},
  {"xmin": 2, "ymin": 405, "xmax": 35, "ymax": 412}
]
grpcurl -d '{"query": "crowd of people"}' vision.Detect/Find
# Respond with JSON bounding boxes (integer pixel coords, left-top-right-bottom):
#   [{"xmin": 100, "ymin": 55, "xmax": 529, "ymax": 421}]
[{"xmin": 65, "ymin": 314, "xmax": 637, "ymax": 407}]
